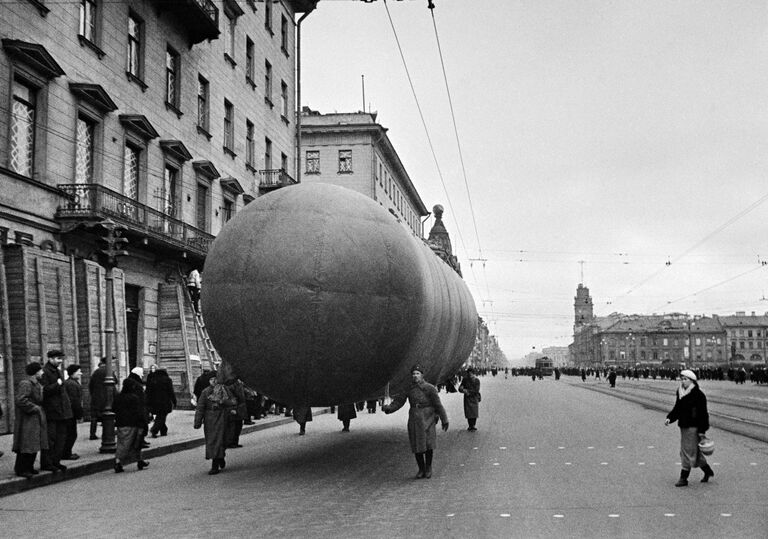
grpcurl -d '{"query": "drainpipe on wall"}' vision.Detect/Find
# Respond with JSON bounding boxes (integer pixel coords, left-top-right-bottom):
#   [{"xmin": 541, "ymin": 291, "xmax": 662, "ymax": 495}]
[{"xmin": 295, "ymin": 2, "xmax": 318, "ymax": 184}]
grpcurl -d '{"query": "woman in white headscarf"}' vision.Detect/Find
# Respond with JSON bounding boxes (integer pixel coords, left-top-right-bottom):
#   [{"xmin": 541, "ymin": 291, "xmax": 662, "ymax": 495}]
[{"xmin": 664, "ymin": 369, "xmax": 714, "ymax": 486}]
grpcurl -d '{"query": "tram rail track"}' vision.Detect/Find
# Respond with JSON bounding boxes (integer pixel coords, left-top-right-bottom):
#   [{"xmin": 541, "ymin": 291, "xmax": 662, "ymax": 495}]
[{"xmin": 568, "ymin": 379, "xmax": 768, "ymax": 445}]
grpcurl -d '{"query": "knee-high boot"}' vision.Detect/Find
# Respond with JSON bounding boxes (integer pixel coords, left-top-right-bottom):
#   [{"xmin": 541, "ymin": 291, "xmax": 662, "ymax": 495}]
[
  {"xmin": 424, "ymin": 450, "xmax": 433, "ymax": 478},
  {"xmin": 675, "ymin": 469, "xmax": 690, "ymax": 487},
  {"xmin": 701, "ymin": 464, "xmax": 714, "ymax": 482},
  {"xmin": 414, "ymin": 453, "xmax": 426, "ymax": 479}
]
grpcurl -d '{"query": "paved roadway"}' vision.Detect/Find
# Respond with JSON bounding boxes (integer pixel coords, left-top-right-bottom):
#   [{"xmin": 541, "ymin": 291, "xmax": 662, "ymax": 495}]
[{"xmin": 1, "ymin": 375, "xmax": 766, "ymax": 539}]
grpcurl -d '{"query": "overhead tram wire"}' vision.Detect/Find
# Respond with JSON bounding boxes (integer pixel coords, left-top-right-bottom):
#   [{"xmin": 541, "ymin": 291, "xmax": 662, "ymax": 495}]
[
  {"xmin": 650, "ymin": 265, "xmax": 767, "ymax": 313},
  {"xmin": 616, "ymin": 188, "xmax": 768, "ymax": 305},
  {"xmin": 380, "ymin": 0, "xmax": 482, "ymax": 294},
  {"xmin": 427, "ymin": 3, "xmax": 491, "ymax": 304}
]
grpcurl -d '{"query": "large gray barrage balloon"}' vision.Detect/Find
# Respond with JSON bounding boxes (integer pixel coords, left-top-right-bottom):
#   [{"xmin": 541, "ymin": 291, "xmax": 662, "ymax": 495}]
[{"xmin": 202, "ymin": 183, "xmax": 477, "ymax": 406}]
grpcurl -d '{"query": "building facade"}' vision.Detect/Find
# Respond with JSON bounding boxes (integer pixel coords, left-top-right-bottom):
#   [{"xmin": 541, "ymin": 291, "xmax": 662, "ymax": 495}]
[
  {"xmin": 0, "ymin": 0, "xmax": 316, "ymax": 432},
  {"xmin": 570, "ymin": 285, "xmax": 762, "ymax": 369},
  {"xmin": 299, "ymin": 108, "xmax": 428, "ymax": 236}
]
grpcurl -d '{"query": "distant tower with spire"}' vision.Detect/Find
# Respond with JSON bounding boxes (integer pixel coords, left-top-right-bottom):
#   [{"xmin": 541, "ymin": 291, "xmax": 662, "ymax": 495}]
[
  {"xmin": 574, "ymin": 283, "xmax": 593, "ymax": 332},
  {"xmin": 427, "ymin": 204, "xmax": 462, "ymax": 276}
]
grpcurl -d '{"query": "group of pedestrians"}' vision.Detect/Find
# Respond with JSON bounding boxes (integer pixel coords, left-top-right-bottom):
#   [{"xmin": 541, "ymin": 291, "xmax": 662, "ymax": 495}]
[{"xmin": 8, "ymin": 349, "xmax": 180, "ymax": 478}]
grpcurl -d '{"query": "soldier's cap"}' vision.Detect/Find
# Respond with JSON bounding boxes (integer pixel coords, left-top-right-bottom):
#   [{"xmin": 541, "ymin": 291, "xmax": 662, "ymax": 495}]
[
  {"xmin": 47, "ymin": 349, "xmax": 64, "ymax": 359},
  {"xmin": 410, "ymin": 364, "xmax": 425, "ymax": 374}
]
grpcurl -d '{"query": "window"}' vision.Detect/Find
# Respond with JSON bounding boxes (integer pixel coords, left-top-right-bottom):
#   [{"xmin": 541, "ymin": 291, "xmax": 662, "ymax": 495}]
[
  {"xmin": 245, "ymin": 37, "xmax": 255, "ymax": 84},
  {"xmin": 79, "ymin": 0, "xmax": 97, "ymax": 42},
  {"xmin": 223, "ymin": 12, "xmax": 236, "ymax": 63},
  {"xmin": 196, "ymin": 182, "xmax": 209, "ymax": 232},
  {"xmin": 338, "ymin": 150, "xmax": 352, "ymax": 173},
  {"xmin": 246, "ymin": 119, "xmax": 255, "ymax": 168},
  {"xmin": 165, "ymin": 47, "xmax": 180, "ymax": 109},
  {"xmin": 75, "ymin": 115, "xmax": 95, "ymax": 183},
  {"xmin": 281, "ymin": 152, "xmax": 288, "ymax": 172},
  {"xmin": 163, "ymin": 165, "xmax": 179, "ymax": 217},
  {"xmin": 306, "ymin": 150, "xmax": 319, "ymax": 174},
  {"xmin": 222, "ymin": 197, "xmax": 234, "ymax": 226},
  {"xmin": 123, "ymin": 143, "xmax": 140, "ymax": 199},
  {"xmin": 281, "ymin": 15, "xmax": 288, "ymax": 52},
  {"xmin": 264, "ymin": 60, "xmax": 272, "ymax": 105},
  {"xmin": 265, "ymin": 0, "xmax": 272, "ymax": 32},
  {"xmin": 223, "ymin": 100, "xmax": 234, "ymax": 154},
  {"xmin": 9, "ymin": 79, "xmax": 37, "ymax": 177},
  {"xmin": 127, "ymin": 14, "xmax": 143, "ymax": 81},
  {"xmin": 280, "ymin": 81, "xmax": 288, "ymax": 118},
  {"xmin": 264, "ymin": 137, "xmax": 272, "ymax": 169},
  {"xmin": 748, "ymin": 330, "xmax": 753, "ymax": 338},
  {"xmin": 197, "ymin": 75, "xmax": 209, "ymax": 132}
]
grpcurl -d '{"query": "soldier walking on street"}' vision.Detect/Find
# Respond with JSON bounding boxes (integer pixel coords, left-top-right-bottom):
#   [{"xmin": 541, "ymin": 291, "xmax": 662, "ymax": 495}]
[
  {"xmin": 383, "ymin": 365, "xmax": 449, "ymax": 479},
  {"xmin": 459, "ymin": 367, "xmax": 481, "ymax": 431}
]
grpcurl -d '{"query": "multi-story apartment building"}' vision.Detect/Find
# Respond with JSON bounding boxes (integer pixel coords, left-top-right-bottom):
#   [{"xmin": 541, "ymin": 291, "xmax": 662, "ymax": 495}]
[
  {"xmin": 299, "ymin": 108, "xmax": 428, "ymax": 237},
  {"xmin": 570, "ymin": 285, "xmax": 755, "ymax": 369},
  {"xmin": 719, "ymin": 312, "xmax": 768, "ymax": 363},
  {"xmin": 0, "ymin": 0, "xmax": 316, "ymax": 432}
]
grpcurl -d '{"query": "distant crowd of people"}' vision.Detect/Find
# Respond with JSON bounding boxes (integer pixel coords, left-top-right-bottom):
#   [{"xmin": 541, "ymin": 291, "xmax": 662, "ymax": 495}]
[{"xmin": 560, "ymin": 365, "xmax": 768, "ymax": 385}]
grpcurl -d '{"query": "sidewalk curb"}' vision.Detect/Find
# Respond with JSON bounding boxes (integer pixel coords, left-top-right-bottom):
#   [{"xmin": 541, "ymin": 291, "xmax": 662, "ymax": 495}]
[{"xmin": 0, "ymin": 409, "xmax": 330, "ymax": 499}]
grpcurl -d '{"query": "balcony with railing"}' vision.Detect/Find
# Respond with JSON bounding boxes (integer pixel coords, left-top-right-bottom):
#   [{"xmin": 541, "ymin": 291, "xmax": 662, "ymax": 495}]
[
  {"xmin": 258, "ymin": 169, "xmax": 297, "ymax": 192},
  {"xmin": 152, "ymin": 0, "xmax": 219, "ymax": 45},
  {"xmin": 55, "ymin": 183, "xmax": 214, "ymax": 259}
]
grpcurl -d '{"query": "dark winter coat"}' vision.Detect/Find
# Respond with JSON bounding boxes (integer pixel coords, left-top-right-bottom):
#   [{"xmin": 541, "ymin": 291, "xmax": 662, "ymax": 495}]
[
  {"xmin": 40, "ymin": 361, "xmax": 72, "ymax": 421},
  {"xmin": 459, "ymin": 374, "xmax": 481, "ymax": 419},
  {"xmin": 145, "ymin": 370, "xmax": 177, "ymax": 415},
  {"xmin": 88, "ymin": 365, "xmax": 112, "ymax": 416},
  {"xmin": 63, "ymin": 378, "xmax": 84, "ymax": 420},
  {"xmin": 337, "ymin": 403, "xmax": 357, "ymax": 421},
  {"xmin": 113, "ymin": 380, "xmax": 149, "ymax": 429},
  {"xmin": 12, "ymin": 377, "xmax": 49, "ymax": 454},
  {"xmin": 666, "ymin": 384, "xmax": 709, "ymax": 433},
  {"xmin": 194, "ymin": 384, "xmax": 236, "ymax": 460},
  {"xmin": 383, "ymin": 380, "xmax": 448, "ymax": 453}
]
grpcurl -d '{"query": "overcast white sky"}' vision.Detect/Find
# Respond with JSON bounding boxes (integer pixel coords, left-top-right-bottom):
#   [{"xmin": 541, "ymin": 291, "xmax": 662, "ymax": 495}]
[{"xmin": 301, "ymin": 0, "xmax": 768, "ymax": 362}]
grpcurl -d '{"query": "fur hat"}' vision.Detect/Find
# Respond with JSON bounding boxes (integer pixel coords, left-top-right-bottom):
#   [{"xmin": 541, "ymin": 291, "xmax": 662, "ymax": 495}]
[
  {"xmin": 410, "ymin": 364, "xmax": 425, "ymax": 374},
  {"xmin": 680, "ymin": 369, "xmax": 697, "ymax": 382}
]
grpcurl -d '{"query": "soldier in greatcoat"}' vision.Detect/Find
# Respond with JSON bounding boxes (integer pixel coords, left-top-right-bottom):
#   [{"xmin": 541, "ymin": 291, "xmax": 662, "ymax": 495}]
[
  {"xmin": 382, "ymin": 364, "xmax": 449, "ymax": 479},
  {"xmin": 12, "ymin": 362, "xmax": 48, "ymax": 478},
  {"xmin": 458, "ymin": 367, "xmax": 481, "ymax": 431},
  {"xmin": 194, "ymin": 375, "xmax": 237, "ymax": 475}
]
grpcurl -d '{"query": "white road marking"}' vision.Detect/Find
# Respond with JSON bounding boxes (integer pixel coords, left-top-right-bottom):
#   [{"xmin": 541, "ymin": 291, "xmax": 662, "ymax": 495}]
[
  {"xmin": 529, "ymin": 446, "xmax": 536, "ymax": 450},
  {"xmin": 588, "ymin": 446, "xmax": 594, "ymax": 449},
  {"xmin": 721, "ymin": 513, "xmax": 732, "ymax": 517},
  {"xmin": 664, "ymin": 513, "xmax": 675, "ymax": 517},
  {"xmin": 647, "ymin": 446, "xmax": 655, "ymax": 449},
  {"xmin": 608, "ymin": 514, "xmax": 620, "ymax": 518},
  {"xmin": 750, "ymin": 462, "xmax": 757, "ymax": 466},
  {"xmin": 638, "ymin": 462, "xmax": 645, "ymax": 466},
  {"xmin": 493, "ymin": 462, "xmax": 500, "ymax": 466},
  {"xmin": 446, "ymin": 514, "xmax": 455, "ymax": 517},
  {"xmin": 600, "ymin": 462, "xmax": 608, "ymax": 465},
  {"xmin": 500, "ymin": 514, "xmax": 511, "ymax": 518},
  {"xmin": 565, "ymin": 462, "xmax": 572, "ymax": 465},
  {"xmin": 500, "ymin": 447, "xmax": 507, "ymax": 450},
  {"xmin": 617, "ymin": 446, "xmax": 624, "ymax": 449},
  {"xmin": 553, "ymin": 515, "xmax": 564, "ymax": 518},
  {"xmin": 558, "ymin": 446, "xmax": 565, "ymax": 450},
  {"xmin": 529, "ymin": 462, "xmax": 536, "ymax": 466}
]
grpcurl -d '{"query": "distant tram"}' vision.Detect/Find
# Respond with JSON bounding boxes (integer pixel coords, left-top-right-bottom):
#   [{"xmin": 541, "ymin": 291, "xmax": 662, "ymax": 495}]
[{"xmin": 535, "ymin": 356, "xmax": 554, "ymax": 376}]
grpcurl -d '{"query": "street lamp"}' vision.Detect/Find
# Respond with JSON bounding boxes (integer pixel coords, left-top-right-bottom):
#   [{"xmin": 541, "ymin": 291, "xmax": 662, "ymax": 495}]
[{"xmin": 96, "ymin": 219, "xmax": 128, "ymax": 454}]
